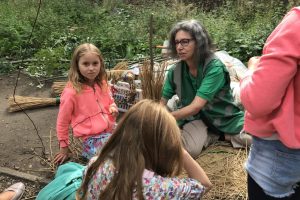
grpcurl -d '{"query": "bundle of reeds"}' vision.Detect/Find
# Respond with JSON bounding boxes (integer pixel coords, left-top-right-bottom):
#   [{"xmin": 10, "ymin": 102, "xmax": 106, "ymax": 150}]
[
  {"xmin": 140, "ymin": 60, "xmax": 167, "ymax": 101},
  {"xmin": 51, "ymin": 81, "xmax": 67, "ymax": 96},
  {"xmin": 8, "ymin": 95, "xmax": 60, "ymax": 112},
  {"xmin": 112, "ymin": 61, "xmax": 128, "ymax": 70},
  {"xmin": 107, "ymin": 70, "xmax": 129, "ymax": 83}
]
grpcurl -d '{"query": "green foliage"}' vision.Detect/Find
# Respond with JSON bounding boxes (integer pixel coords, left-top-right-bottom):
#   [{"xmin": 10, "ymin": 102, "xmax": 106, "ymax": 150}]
[
  {"xmin": 0, "ymin": 59, "xmax": 16, "ymax": 74},
  {"xmin": 199, "ymin": 0, "xmax": 286, "ymax": 62},
  {"xmin": 0, "ymin": 7, "xmax": 32, "ymax": 57},
  {"xmin": 26, "ymin": 47, "xmax": 69, "ymax": 77},
  {"xmin": 0, "ymin": 0, "xmax": 290, "ymax": 76}
]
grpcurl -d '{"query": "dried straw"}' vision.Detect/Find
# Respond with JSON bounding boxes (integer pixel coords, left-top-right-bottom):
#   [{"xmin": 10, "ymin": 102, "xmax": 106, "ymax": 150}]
[
  {"xmin": 107, "ymin": 70, "xmax": 129, "ymax": 83},
  {"xmin": 112, "ymin": 61, "xmax": 128, "ymax": 70},
  {"xmin": 196, "ymin": 142, "xmax": 248, "ymax": 200},
  {"xmin": 51, "ymin": 81, "xmax": 66, "ymax": 96},
  {"xmin": 42, "ymin": 131, "xmax": 87, "ymax": 174},
  {"xmin": 8, "ymin": 95, "xmax": 58, "ymax": 112},
  {"xmin": 140, "ymin": 60, "xmax": 167, "ymax": 101}
]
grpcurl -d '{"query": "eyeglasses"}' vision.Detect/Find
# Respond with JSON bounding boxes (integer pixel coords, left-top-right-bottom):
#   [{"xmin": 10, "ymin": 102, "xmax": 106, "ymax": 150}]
[{"xmin": 175, "ymin": 38, "xmax": 194, "ymax": 47}]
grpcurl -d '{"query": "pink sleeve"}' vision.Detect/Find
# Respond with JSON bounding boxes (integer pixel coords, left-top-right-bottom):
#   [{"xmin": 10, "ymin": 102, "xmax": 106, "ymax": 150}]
[
  {"xmin": 240, "ymin": 8, "xmax": 300, "ymax": 117},
  {"xmin": 56, "ymin": 88, "xmax": 75, "ymax": 147}
]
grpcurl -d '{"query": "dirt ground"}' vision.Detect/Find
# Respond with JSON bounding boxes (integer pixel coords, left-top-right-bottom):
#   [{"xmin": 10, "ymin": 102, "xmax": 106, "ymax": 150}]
[{"xmin": 0, "ymin": 71, "xmax": 64, "ymax": 198}]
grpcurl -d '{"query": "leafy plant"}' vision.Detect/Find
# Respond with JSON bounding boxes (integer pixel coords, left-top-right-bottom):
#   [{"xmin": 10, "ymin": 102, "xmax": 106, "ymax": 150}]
[{"xmin": 0, "ymin": 0, "xmax": 290, "ymax": 76}]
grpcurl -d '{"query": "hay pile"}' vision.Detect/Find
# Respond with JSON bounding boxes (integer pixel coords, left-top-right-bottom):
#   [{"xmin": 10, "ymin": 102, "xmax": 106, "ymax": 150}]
[{"xmin": 196, "ymin": 142, "xmax": 248, "ymax": 200}]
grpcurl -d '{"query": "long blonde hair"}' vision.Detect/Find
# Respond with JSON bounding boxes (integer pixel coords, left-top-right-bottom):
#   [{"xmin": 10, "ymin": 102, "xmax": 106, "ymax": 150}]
[
  {"xmin": 68, "ymin": 43, "xmax": 107, "ymax": 92},
  {"xmin": 77, "ymin": 99, "xmax": 183, "ymax": 200}
]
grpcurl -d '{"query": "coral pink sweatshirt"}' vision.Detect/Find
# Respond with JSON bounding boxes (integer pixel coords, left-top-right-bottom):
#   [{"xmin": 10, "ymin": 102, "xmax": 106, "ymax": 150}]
[
  {"xmin": 56, "ymin": 82, "xmax": 116, "ymax": 148},
  {"xmin": 240, "ymin": 7, "xmax": 300, "ymax": 148}
]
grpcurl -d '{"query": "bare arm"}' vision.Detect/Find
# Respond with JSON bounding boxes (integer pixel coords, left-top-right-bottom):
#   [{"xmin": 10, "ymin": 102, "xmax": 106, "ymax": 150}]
[
  {"xmin": 183, "ymin": 149, "xmax": 212, "ymax": 193},
  {"xmin": 172, "ymin": 96, "xmax": 207, "ymax": 120}
]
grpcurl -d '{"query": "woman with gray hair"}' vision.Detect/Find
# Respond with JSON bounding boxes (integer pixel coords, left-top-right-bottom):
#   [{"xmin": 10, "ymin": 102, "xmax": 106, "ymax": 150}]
[{"xmin": 160, "ymin": 19, "xmax": 250, "ymax": 158}]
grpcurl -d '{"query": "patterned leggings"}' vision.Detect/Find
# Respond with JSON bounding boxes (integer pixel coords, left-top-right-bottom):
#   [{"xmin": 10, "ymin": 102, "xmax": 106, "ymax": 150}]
[{"xmin": 82, "ymin": 133, "xmax": 112, "ymax": 160}]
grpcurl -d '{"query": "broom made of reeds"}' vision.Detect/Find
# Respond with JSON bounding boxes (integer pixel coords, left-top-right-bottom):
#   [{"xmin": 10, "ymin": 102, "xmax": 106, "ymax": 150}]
[
  {"xmin": 8, "ymin": 95, "xmax": 60, "ymax": 112},
  {"xmin": 51, "ymin": 70, "xmax": 130, "ymax": 96}
]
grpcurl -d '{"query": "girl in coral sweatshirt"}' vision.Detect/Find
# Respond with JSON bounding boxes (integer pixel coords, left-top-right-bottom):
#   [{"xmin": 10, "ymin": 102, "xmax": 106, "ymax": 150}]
[{"xmin": 54, "ymin": 43, "xmax": 118, "ymax": 164}]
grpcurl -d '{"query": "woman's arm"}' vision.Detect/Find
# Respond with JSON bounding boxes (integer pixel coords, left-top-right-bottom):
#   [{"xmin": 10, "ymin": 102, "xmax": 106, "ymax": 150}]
[{"xmin": 172, "ymin": 96, "xmax": 207, "ymax": 120}]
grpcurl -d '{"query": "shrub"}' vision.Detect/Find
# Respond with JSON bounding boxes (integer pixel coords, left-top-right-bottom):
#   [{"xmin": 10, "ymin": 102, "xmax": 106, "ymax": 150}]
[{"xmin": 0, "ymin": 0, "xmax": 290, "ymax": 75}]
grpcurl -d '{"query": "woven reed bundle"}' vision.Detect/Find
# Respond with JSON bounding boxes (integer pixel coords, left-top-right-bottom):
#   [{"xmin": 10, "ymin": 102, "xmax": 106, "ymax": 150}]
[
  {"xmin": 140, "ymin": 60, "xmax": 167, "ymax": 101},
  {"xmin": 107, "ymin": 69, "xmax": 129, "ymax": 83},
  {"xmin": 8, "ymin": 95, "xmax": 59, "ymax": 112},
  {"xmin": 195, "ymin": 143, "xmax": 248, "ymax": 200},
  {"xmin": 51, "ymin": 81, "xmax": 67, "ymax": 96},
  {"xmin": 112, "ymin": 61, "xmax": 128, "ymax": 70}
]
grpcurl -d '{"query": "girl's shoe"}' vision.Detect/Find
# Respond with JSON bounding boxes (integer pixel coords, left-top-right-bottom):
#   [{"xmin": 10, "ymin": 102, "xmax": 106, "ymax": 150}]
[{"xmin": 3, "ymin": 182, "xmax": 25, "ymax": 200}]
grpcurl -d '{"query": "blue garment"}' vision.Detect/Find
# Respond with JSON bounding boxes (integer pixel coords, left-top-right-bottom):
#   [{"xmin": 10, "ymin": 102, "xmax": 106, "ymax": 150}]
[
  {"xmin": 245, "ymin": 137, "xmax": 300, "ymax": 198},
  {"xmin": 36, "ymin": 162, "xmax": 85, "ymax": 200}
]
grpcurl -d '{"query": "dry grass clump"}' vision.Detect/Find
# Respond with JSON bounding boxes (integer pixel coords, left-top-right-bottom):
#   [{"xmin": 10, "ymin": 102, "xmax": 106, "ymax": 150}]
[
  {"xmin": 196, "ymin": 142, "xmax": 248, "ymax": 200},
  {"xmin": 112, "ymin": 61, "xmax": 128, "ymax": 70},
  {"xmin": 140, "ymin": 60, "xmax": 168, "ymax": 101},
  {"xmin": 109, "ymin": 61, "xmax": 129, "ymax": 82},
  {"xmin": 107, "ymin": 69, "xmax": 129, "ymax": 83}
]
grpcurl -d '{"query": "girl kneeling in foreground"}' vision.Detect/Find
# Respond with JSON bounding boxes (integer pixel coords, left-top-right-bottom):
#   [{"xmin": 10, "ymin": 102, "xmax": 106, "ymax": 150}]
[{"xmin": 77, "ymin": 99, "xmax": 212, "ymax": 199}]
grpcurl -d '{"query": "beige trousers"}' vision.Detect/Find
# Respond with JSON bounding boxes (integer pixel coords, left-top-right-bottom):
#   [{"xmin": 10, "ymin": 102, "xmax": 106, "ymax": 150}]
[{"xmin": 181, "ymin": 120, "xmax": 252, "ymax": 158}]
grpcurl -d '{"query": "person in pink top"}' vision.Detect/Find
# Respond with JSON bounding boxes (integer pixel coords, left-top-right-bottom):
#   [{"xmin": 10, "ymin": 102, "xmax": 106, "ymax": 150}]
[
  {"xmin": 240, "ymin": 7, "xmax": 300, "ymax": 200},
  {"xmin": 54, "ymin": 43, "xmax": 118, "ymax": 164}
]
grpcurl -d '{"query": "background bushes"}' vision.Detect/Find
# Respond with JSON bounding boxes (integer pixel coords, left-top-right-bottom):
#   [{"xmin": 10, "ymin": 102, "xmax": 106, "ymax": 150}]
[{"xmin": 0, "ymin": 0, "xmax": 298, "ymax": 76}]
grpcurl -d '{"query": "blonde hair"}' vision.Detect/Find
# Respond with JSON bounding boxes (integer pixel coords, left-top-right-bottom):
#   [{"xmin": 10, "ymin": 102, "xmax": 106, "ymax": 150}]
[
  {"xmin": 77, "ymin": 99, "xmax": 183, "ymax": 200},
  {"xmin": 68, "ymin": 43, "xmax": 107, "ymax": 92}
]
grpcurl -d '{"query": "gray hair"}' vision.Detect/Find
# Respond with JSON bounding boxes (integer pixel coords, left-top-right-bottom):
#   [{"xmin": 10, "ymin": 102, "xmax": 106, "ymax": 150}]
[{"xmin": 168, "ymin": 19, "xmax": 215, "ymax": 64}]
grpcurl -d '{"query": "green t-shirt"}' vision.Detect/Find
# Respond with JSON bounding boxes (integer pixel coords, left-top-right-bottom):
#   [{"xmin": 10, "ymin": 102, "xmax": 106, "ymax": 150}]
[{"xmin": 162, "ymin": 59, "xmax": 244, "ymax": 135}]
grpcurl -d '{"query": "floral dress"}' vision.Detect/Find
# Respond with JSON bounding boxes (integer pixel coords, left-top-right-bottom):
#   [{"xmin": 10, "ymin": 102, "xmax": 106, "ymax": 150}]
[{"xmin": 84, "ymin": 158, "xmax": 205, "ymax": 199}]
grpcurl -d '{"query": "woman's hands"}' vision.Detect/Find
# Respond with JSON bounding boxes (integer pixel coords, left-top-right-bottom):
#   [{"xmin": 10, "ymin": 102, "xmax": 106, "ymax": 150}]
[
  {"xmin": 182, "ymin": 149, "xmax": 212, "ymax": 194},
  {"xmin": 53, "ymin": 146, "xmax": 72, "ymax": 165}
]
